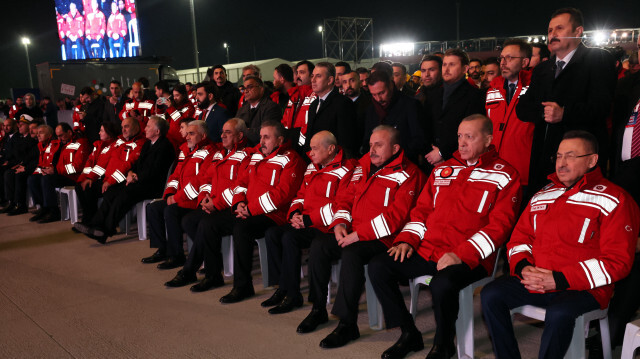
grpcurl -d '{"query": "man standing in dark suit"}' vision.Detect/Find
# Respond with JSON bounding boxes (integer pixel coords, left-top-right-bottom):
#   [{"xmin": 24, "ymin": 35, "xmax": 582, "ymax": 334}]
[
  {"xmin": 516, "ymin": 7, "xmax": 617, "ymax": 193},
  {"xmin": 195, "ymin": 82, "xmax": 230, "ymax": 143},
  {"xmin": 363, "ymin": 70, "xmax": 428, "ymax": 166},
  {"xmin": 340, "ymin": 71, "xmax": 371, "ymax": 155},
  {"xmin": 423, "ymin": 48, "xmax": 486, "ymax": 167},
  {"xmin": 305, "ymin": 62, "xmax": 358, "ymax": 156},
  {"xmin": 75, "ymin": 116, "xmax": 175, "ymax": 243},
  {"xmin": 235, "ymin": 76, "xmax": 282, "ymax": 145},
  {"xmin": 103, "ymin": 80, "xmax": 125, "ymax": 124}
]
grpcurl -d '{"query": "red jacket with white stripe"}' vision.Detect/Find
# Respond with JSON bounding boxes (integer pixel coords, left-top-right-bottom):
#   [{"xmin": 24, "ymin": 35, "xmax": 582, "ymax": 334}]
[
  {"xmin": 72, "ymin": 105, "xmax": 86, "ymax": 132},
  {"xmin": 508, "ymin": 168, "xmax": 640, "ymax": 308},
  {"xmin": 231, "ymin": 142, "xmax": 306, "ymax": 225},
  {"xmin": 395, "ymin": 147, "xmax": 522, "ymax": 273},
  {"xmin": 164, "ymin": 102, "xmax": 195, "ymax": 149},
  {"xmin": 119, "ymin": 99, "xmax": 155, "ymax": 131},
  {"xmin": 486, "ymin": 70, "xmax": 533, "ymax": 185},
  {"xmin": 107, "ymin": 12, "xmax": 127, "ymax": 39},
  {"xmin": 34, "ymin": 140, "xmax": 61, "ymax": 174},
  {"xmin": 288, "ymin": 147, "xmax": 356, "ymax": 233},
  {"xmin": 163, "ymin": 138, "xmax": 216, "ymax": 209},
  {"xmin": 331, "ymin": 150, "xmax": 426, "ymax": 248},
  {"xmin": 281, "ymin": 85, "xmax": 316, "ymax": 147},
  {"xmin": 65, "ymin": 11, "xmax": 84, "ymax": 38},
  {"xmin": 78, "ymin": 139, "xmax": 115, "ymax": 182},
  {"xmin": 55, "ymin": 137, "xmax": 91, "ymax": 181},
  {"xmin": 194, "ymin": 139, "xmax": 255, "ymax": 211},
  {"xmin": 102, "ymin": 134, "xmax": 147, "ymax": 185},
  {"xmin": 85, "ymin": 10, "xmax": 106, "ymax": 40}
]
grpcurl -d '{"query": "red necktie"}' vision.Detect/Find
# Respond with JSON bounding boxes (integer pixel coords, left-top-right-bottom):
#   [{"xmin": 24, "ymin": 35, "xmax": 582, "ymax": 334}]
[{"xmin": 630, "ymin": 100, "xmax": 640, "ymax": 159}]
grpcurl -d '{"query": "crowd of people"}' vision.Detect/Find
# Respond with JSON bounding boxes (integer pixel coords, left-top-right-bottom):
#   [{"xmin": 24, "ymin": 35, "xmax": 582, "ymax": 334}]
[{"xmin": 1, "ymin": 7, "xmax": 640, "ymax": 359}]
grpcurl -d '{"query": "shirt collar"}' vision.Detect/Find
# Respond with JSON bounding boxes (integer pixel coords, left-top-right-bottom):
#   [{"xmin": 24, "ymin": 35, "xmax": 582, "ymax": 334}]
[{"xmin": 557, "ymin": 47, "xmax": 578, "ymax": 66}]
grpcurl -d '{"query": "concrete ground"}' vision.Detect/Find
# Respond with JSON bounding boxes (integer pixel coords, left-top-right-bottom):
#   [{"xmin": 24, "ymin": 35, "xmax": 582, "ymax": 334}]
[{"xmin": 0, "ymin": 211, "xmax": 629, "ymax": 358}]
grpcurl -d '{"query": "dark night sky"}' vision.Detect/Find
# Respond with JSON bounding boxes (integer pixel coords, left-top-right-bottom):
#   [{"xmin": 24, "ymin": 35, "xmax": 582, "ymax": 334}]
[{"xmin": 1, "ymin": 0, "xmax": 639, "ymax": 98}]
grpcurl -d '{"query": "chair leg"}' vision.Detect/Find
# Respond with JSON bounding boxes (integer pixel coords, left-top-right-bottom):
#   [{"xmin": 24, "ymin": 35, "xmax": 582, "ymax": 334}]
[
  {"xmin": 136, "ymin": 201, "xmax": 146, "ymax": 241},
  {"xmin": 408, "ymin": 279, "xmax": 419, "ymax": 321},
  {"xmin": 364, "ymin": 265, "xmax": 384, "ymax": 330},
  {"xmin": 599, "ymin": 317, "xmax": 612, "ymax": 359},
  {"xmin": 256, "ymin": 237, "xmax": 269, "ymax": 288},
  {"xmin": 221, "ymin": 235, "xmax": 233, "ymax": 277},
  {"xmin": 455, "ymin": 285, "xmax": 475, "ymax": 359},
  {"xmin": 620, "ymin": 322, "xmax": 640, "ymax": 359},
  {"xmin": 566, "ymin": 315, "xmax": 586, "ymax": 359}
]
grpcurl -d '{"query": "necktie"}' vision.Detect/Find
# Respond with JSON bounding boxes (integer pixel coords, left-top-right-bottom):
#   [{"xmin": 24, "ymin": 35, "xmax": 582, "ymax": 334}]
[
  {"xmin": 506, "ymin": 83, "xmax": 516, "ymax": 105},
  {"xmin": 631, "ymin": 107, "xmax": 640, "ymax": 159},
  {"xmin": 555, "ymin": 60, "xmax": 566, "ymax": 79},
  {"xmin": 317, "ymin": 99, "xmax": 324, "ymax": 112},
  {"xmin": 201, "ymin": 109, "xmax": 208, "ymax": 121}
]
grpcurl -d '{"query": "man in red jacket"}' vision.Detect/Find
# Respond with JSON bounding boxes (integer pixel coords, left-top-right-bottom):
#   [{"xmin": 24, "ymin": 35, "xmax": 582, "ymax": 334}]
[
  {"xmin": 119, "ymin": 82, "xmax": 154, "ymax": 131},
  {"xmin": 143, "ymin": 120, "xmax": 214, "ymax": 269},
  {"xmin": 163, "ymin": 118, "xmax": 255, "ymax": 292},
  {"xmin": 261, "ymin": 131, "xmax": 355, "ymax": 314},
  {"xmin": 481, "ymin": 130, "xmax": 640, "ymax": 359},
  {"xmin": 282, "ymin": 60, "xmax": 316, "ymax": 148},
  {"xmin": 84, "ymin": 0, "xmax": 106, "ymax": 58},
  {"xmin": 367, "ymin": 115, "xmax": 521, "ymax": 359},
  {"xmin": 486, "ymin": 38, "xmax": 534, "ymax": 198},
  {"xmin": 306, "ymin": 125, "xmax": 426, "ymax": 347},
  {"xmin": 106, "ymin": 1, "xmax": 127, "ymax": 57},
  {"xmin": 218, "ymin": 121, "xmax": 305, "ymax": 303}
]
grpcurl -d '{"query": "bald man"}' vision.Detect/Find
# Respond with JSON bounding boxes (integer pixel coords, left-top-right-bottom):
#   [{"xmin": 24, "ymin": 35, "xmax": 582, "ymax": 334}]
[
  {"xmin": 262, "ymin": 131, "xmax": 356, "ymax": 314},
  {"xmin": 119, "ymin": 82, "xmax": 155, "ymax": 131}
]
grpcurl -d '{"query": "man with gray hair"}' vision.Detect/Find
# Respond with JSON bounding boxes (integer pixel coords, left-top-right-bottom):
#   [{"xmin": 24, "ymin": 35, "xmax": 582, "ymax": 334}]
[
  {"xmin": 14, "ymin": 93, "xmax": 43, "ymax": 122},
  {"xmin": 368, "ymin": 115, "xmax": 521, "ymax": 359},
  {"xmin": 143, "ymin": 120, "xmax": 216, "ymax": 268},
  {"xmin": 261, "ymin": 130, "xmax": 356, "ymax": 314},
  {"xmin": 164, "ymin": 118, "xmax": 257, "ymax": 292},
  {"xmin": 75, "ymin": 116, "xmax": 175, "ymax": 243}
]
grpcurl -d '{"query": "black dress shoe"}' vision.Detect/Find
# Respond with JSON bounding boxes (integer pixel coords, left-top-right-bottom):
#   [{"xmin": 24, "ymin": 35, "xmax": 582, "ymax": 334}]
[
  {"xmin": 74, "ymin": 222, "xmax": 92, "ymax": 235},
  {"xmin": 157, "ymin": 256, "xmax": 186, "ymax": 270},
  {"xmin": 38, "ymin": 210, "xmax": 61, "ymax": 223},
  {"xmin": 425, "ymin": 344, "xmax": 456, "ymax": 359},
  {"xmin": 219, "ymin": 286, "xmax": 255, "ymax": 304},
  {"xmin": 261, "ymin": 288, "xmax": 286, "ymax": 307},
  {"xmin": 0, "ymin": 203, "xmax": 16, "ymax": 213},
  {"xmin": 190, "ymin": 275, "xmax": 225, "ymax": 292},
  {"xmin": 7, "ymin": 204, "xmax": 28, "ymax": 216},
  {"xmin": 141, "ymin": 250, "xmax": 166, "ymax": 263},
  {"xmin": 268, "ymin": 292, "xmax": 303, "ymax": 314},
  {"xmin": 29, "ymin": 208, "xmax": 47, "ymax": 222},
  {"xmin": 381, "ymin": 329, "xmax": 424, "ymax": 359},
  {"xmin": 165, "ymin": 270, "xmax": 197, "ymax": 287},
  {"xmin": 297, "ymin": 307, "xmax": 329, "ymax": 333},
  {"xmin": 319, "ymin": 321, "xmax": 360, "ymax": 348}
]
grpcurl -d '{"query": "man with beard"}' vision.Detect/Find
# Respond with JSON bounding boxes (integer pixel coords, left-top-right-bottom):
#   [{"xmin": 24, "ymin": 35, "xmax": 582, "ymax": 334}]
[
  {"xmin": 481, "ymin": 58, "xmax": 501, "ymax": 91},
  {"xmin": 210, "ymin": 65, "xmax": 241, "ymax": 116},
  {"xmin": 356, "ymin": 67, "xmax": 370, "ymax": 93},
  {"xmin": 194, "ymin": 82, "xmax": 229, "ymax": 142},
  {"xmin": 272, "ymin": 64, "xmax": 296, "ymax": 113},
  {"xmin": 164, "ymin": 84, "xmax": 196, "ymax": 149},
  {"xmin": 392, "ymin": 63, "xmax": 415, "ymax": 97},
  {"xmin": 415, "ymin": 55, "xmax": 443, "ymax": 105},
  {"xmin": 467, "ymin": 58, "xmax": 483, "ymax": 88},
  {"xmin": 341, "ymin": 71, "xmax": 370, "ymax": 153},
  {"xmin": 529, "ymin": 43, "xmax": 551, "ymax": 70},
  {"xmin": 103, "ymin": 80, "xmax": 125, "ymax": 123}
]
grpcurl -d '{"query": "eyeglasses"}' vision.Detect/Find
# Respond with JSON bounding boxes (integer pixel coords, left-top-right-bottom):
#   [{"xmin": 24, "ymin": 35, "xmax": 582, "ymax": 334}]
[
  {"xmin": 551, "ymin": 153, "xmax": 595, "ymax": 162},
  {"xmin": 498, "ymin": 55, "xmax": 524, "ymax": 63},
  {"xmin": 244, "ymin": 84, "xmax": 260, "ymax": 91}
]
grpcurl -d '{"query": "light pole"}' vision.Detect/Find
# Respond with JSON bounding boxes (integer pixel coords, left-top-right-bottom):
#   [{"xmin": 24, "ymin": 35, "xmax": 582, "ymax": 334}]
[
  {"xmin": 318, "ymin": 25, "xmax": 325, "ymax": 58},
  {"xmin": 188, "ymin": 0, "xmax": 200, "ymax": 82},
  {"xmin": 22, "ymin": 37, "xmax": 34, "ymax": 88},
  {"xmin": 223, "ymin": 43, "xmax": 230, "ymax": 64}
]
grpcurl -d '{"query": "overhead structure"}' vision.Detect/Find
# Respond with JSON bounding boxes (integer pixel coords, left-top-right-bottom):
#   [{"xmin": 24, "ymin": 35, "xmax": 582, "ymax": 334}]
[{"xmin": 323, "ymin": 17, "xmax": 374, "ymax": 64}]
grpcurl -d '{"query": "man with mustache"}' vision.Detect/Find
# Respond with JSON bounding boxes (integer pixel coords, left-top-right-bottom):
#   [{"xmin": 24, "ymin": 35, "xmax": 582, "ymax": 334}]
[
  {"xmin": 282, "ymin": 60, "xmax": 316, "ymax": 149},
  {"xmin": 415, "ymin": 55, "xmax": 443, "ymax": 106},
  {"xmin": 517, "ymin": 7, "xmax": 617, "ymax": 194},
  {"xmin": 481, "ymin": 131, "xmax": 640, "ymax": 359},
  {"xmin": 194, "ymin": 82, "xmax": 230, "ymax": 142}
]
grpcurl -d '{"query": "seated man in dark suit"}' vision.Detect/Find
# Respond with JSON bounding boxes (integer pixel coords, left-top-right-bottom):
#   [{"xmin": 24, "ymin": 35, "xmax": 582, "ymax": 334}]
[
  {"xmin": 235, "ymin": 76, "xmax": 282, "ymax": 145},
  {"xmin": 75, "ymin": 115, "xmax": 175, "ymax": 243},
  {"xmin": 2, "ymin": 116, "xmax": 39, "ymax": 215}
]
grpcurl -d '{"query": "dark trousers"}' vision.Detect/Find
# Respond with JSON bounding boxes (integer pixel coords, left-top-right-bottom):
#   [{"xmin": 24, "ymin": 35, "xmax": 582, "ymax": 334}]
[
  {"xmin": 4, "ymin": 168, "xmax": 28, "ymax": 205},
  {"xmin": 75, "ymin": 179, "xmax": 103, "ymax": 222},
  {"xmin": 0, "ymin": 165, "xmax": 9, "ymax": 201},
  {"xmin": 614, "ymin": 157, "xmax": 640, "ymax": 209},
  {"xmin": 368, "ymin": 253, "xmax": 486, "ymax": 346},
  {"xmin": 608, "ymin": 252, "xmax": 640, "ymax": 347},
  {"xmin": 331, "ymin": 240, "xmax": 388, "ymax": 324},
  {"xmin": 307, "ymin": 232, "xmax": 341, "ymax": 306},
  {"xmin": 146, "ymin": 200, "xmax": 192, "ymax": 257},
  {"xmin": 27, "ymin": 174, "xmax": 75, "ymax": 209},
  {"xmin": 181, "ymin": 209, "xmax": 234, "ymax": 278},
  {"xmin": 264, "ymin": 225, "xmax": 321, "ymax": 291},
  {"xmin": 232, "ymin": 215, "xmax": 278, "ymax": 289},
  {"xmin": 481, "ymin": 275, "xmax": 600, "ymax": 359},
  {"xmin": 90, "ymin": 182, "xmax": 153, "ymax": 235}
]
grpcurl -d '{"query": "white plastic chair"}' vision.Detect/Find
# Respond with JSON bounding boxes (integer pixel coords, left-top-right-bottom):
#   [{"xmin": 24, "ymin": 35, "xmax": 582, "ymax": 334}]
[
  {"xmin": 128, "ymin": 19, "xmax": 140, "ymax": 56},
  {"xmin": 135, "ymin": 198, "xmax": 158, "ymax": 241},
  {"xmin": 185, "ymin": 234, "xmax": 233, "ymax": 277},
  {"xmin": 620, "ymin": 318, "xmax": 640, "ymax": 359},
  {"xmin": 408, "ymin": 248, "xmax": 502, "ymax": 359},
  {"xmin": 59, "ymin": 186, "xmax": 78, "ymax": 223},
  {"xmin": 364, "ymin": 264, "xmax": 385, "ymax": 330},
  {"xmin": 510, "ymin": 305, "xmax": 612, "ymax": 359}
]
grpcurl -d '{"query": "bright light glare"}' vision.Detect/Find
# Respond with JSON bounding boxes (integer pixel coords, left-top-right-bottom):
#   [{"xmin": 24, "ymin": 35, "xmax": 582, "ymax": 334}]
[
  {"xmin": 533, "ymin": 38, "xmax": 539, "ymax": 43},
  {"xmin": 318, "ymin": 26, "xmax": 323, "ymax": 32},
  {"xmin": 380, "ymin": 42, "xmax": 415, "ymax": 57},
  {"xmin": 223, "ymin": 43, "xmax": 228, "ymax": 48},
  {"xmin": 21, "ymin": 37, "xmax": 30, "ymax": 45},
  {"xmin": 593, "ymin": 32, "xmax": 606, "ymax": 44}
]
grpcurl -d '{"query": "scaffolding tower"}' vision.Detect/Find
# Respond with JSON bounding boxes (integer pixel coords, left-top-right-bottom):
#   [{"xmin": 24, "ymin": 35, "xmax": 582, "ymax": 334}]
[{"xmin": 323, "ymin": 17, "xmax": 374, "ymax": 64}]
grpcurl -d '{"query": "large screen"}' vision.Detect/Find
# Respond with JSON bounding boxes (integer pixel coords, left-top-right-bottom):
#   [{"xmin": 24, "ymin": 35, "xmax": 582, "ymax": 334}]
[{"xmin": 54, "ymin": 0, "xmax": 141, "ymax": 60}]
